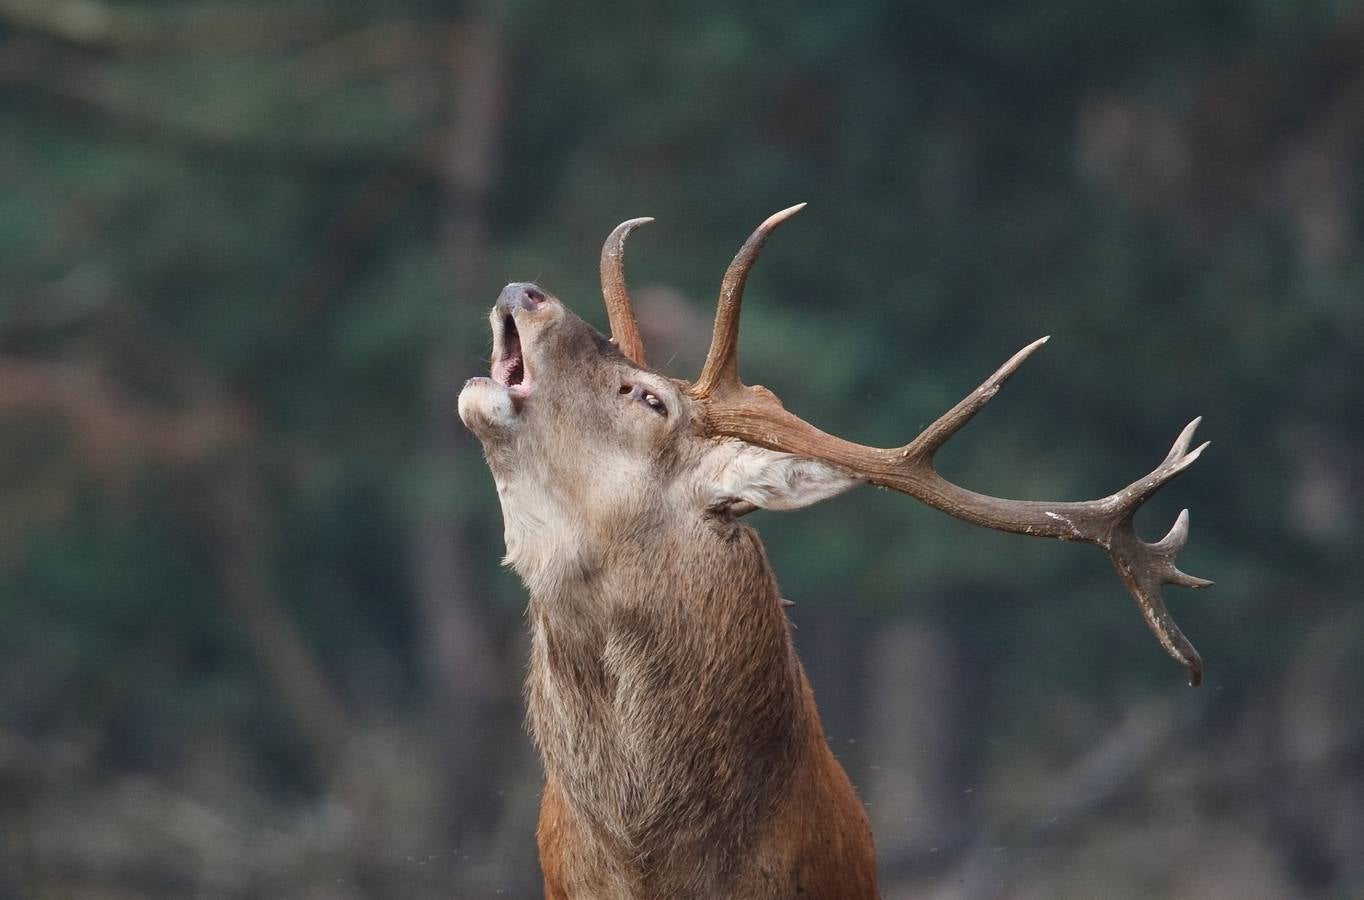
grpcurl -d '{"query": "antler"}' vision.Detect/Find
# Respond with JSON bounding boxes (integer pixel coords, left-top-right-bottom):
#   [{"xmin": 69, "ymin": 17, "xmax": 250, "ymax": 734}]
[
  {"xmin": 600, "ymin": 217, "xmax": 654, "ymax": 366},
  {"xmin": 691, "ymin": 206, "xmax": 1213, "ymax": 685},
  {"xmin": 692, "ymin": 203, "xmax": 806, "ymax": 400}
]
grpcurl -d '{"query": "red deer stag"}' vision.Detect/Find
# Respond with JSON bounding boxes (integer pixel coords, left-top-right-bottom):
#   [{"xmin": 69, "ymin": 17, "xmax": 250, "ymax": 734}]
[{"xmin": 458, "ymin": 205, "xmax": 1210, "ymax": 899}]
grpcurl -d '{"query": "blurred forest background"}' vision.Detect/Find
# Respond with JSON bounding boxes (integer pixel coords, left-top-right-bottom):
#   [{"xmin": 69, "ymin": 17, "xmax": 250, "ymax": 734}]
[{"xmin": 1, "ymin": 0, "xmax": 1361, "ymax": 897}]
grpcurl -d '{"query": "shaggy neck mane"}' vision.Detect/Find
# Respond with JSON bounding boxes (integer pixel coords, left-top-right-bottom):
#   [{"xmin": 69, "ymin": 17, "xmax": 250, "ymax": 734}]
[{"xmin": 524, "ymin": 519, "xmax": 816, "ymax": 892}]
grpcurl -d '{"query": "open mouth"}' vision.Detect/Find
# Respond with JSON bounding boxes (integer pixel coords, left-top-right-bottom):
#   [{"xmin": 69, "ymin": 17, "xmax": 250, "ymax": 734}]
[{"xmin": 492, "ymin": 313, "xmax": 530, "ymax": 393}]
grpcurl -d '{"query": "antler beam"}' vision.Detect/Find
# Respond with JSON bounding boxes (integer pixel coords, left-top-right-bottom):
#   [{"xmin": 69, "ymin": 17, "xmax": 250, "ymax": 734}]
[{"xmin": 692, "ymin": 207, "xmax": 1213, "ymax": 685}]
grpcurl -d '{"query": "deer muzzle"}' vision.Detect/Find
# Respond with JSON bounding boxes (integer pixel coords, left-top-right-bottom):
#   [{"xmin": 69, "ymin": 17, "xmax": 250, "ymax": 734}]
[{"xmin": 459, "ymin": 283, "xmax": 558, "ymax": 436}]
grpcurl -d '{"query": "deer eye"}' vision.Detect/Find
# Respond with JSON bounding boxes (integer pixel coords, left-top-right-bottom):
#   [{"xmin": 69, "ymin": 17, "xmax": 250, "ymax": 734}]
[{"xmin": 620, "ymin": 382, "xmax": 668, "ymax": 417}]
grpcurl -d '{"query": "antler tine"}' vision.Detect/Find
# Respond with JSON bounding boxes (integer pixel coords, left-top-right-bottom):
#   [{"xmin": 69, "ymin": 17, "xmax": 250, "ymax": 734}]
[
  {"xmin": 696, "ymin": 335, "xmax": 1212, "ymax": 683},
  {"xmin": 1110, "ymin": 505, "xmax": 1209, "ymax": 685},
  {"xmin": 691, "ymin": 203, "xmax": 807, "ymax": 400},
  {"xmin": 601, "ymin": 217, "xmax": 654, "ymax": 366},
  {"xmin": 904, "ymin": 336, "xmax": 1051, "ymax": 462}
]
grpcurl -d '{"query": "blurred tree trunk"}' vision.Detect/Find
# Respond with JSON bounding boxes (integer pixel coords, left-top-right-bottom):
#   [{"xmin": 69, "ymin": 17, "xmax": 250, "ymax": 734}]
[
  {"xmin": 413, "ymin": 6, "xmax": 508, "ymax": 856},
  {"xmin": 866, "ymin": 619, "xmax": 976, "ymax": 863},
  {"xmin": 202, "ymin": 467, "xmax": 391, "ymax": 893},
  {"xmin": 793, "ymin": 606, "xmax": 869, "ymax": 753}
]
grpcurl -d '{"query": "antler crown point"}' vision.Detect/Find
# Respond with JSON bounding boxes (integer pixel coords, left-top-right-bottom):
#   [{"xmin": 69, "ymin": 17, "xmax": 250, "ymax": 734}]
[{"xmin": 762, "ymin": 203, "xmax": 808, "ymax": 229}]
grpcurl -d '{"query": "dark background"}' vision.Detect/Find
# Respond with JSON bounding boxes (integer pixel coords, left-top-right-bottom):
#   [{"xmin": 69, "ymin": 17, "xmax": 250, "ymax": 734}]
[{"xmin": 1, "ymin": 1, "xmax": 1361, "ymax": 897}]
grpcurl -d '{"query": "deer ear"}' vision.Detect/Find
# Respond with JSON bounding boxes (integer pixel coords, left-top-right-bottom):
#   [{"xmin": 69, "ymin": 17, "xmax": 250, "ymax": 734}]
[{"xmin": 708, "ymin": 444, "xmax": 863, "ymax": 513}]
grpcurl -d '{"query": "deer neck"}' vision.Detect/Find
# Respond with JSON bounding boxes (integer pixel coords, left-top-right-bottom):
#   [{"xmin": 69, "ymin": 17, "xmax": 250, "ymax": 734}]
[{"xmin": 523, "ymin": 516, "xmax": 816, "ymax": 883}]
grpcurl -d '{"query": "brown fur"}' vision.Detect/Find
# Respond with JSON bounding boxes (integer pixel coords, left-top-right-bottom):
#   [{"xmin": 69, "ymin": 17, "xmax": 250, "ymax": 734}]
[{"xmin": 460, "ymin": 285, "xmax": 877, "ymax": 898}]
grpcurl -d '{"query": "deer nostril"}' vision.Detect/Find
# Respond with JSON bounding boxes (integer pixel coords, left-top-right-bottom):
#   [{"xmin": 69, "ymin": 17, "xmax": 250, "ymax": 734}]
[{"xmin": 496, "ymin": 282, "xmax": 548, "ymax": 314}]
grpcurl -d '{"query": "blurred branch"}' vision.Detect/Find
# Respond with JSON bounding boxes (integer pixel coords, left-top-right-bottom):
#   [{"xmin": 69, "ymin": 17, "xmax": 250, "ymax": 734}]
[
  {"xmin": 0, "ymin": 730, "xmax": 91, "ymax": 812},
  {"xmin": 203, "ymin": 470, "xmax": 356, "ymax": 776},
  {"xmin": 880, "ymin": 697, "xmax": 1205, "ymax": 899},
  {"xmin": 0, "ymin": 357, "xmax": 248, "ymax": 473},
  {"xmin": 289, "ymin": 20, "xmax": 462, "ymax": 101},
  {"xmin": 0, "ymin": 0, "xmax": 335, "ymax": 54},
  {"xmin": 0, "ymin": 356, "xmax": 355, "ymax": 776},
  {"xmin": 278, "ymin": 167, "xmax": 422, "ymax": 326},
  {"xmin": 0, "ymin": 36, "xmax": 446, "ymax": 180}
]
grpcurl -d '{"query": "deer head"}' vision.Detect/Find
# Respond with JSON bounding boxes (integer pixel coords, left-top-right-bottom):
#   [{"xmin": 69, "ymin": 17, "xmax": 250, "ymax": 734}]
[{"xmin": 459, "ymin": 204, "xmax": 1211, "ymax": 683}]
